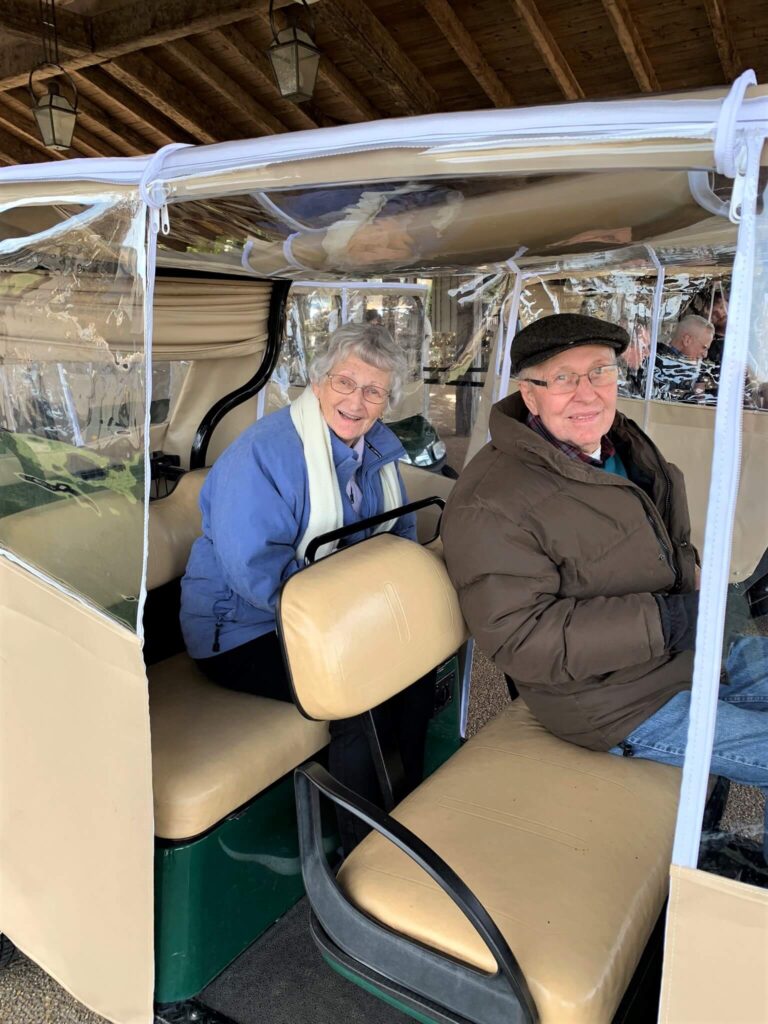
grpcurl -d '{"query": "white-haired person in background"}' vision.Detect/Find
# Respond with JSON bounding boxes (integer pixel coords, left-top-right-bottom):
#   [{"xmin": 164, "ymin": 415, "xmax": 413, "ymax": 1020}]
[{"xmin": 181, "ymin": 322, "xmax": 434, "ymax": 854}]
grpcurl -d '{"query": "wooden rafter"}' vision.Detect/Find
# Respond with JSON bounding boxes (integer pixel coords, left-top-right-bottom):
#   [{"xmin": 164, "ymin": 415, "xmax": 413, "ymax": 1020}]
[
  {"xmin": 0, "ymin": 123, "xmax": 49, "ymax": 164},
  {"xmin": 0, "ymin": 0, "xmax": 309, "ymax": 91},
  {"xmin": 703, "ymin": 0, "xmax": 741, "ymax": 82},
  {"xmin": 420, "ymin": 0, "xmax": 514, "ymax": 108},
  {"xmin": 2, "ymin": 0, "xmax": 91, "ymax": 54},
  {"xmin": 317, "ymin": 0, "xmax": 440, "ymax": 116},
  {"xmin": 316, "ymin": 56, "xmax": 380, "ymax": 122},
  {"xmin": 102, "ymin": 51, "xmax": 234, "ymax": 145},
  {"xmin": 165, "ymin": 37, "xmax": 287, "ymax": 136},
  {"xmin": 72, "ymin": 67, "xmax": 196, "ymax": 148},
  {"xmin": 601, "ymin": 0, "xmax": 659, "ymax": 93},
  {"xmin": 509, "ymin": 0, "xmax": 584, "ymax": 100},
  {"xmin": 208, "ymin": 26, "xmax": 319, "ymax": 131}
]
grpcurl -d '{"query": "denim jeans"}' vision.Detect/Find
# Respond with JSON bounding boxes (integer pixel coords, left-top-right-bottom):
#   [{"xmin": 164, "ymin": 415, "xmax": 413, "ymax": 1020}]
[{"xmin": 609, "ymin": 635, "xmax": 768, "ymax": 855}]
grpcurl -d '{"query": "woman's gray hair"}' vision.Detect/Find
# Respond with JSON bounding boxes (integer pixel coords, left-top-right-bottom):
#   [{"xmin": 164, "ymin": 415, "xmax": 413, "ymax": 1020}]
[{"xmin": 309, "ymin": 321, "xmax": 408, "ymax": 410}]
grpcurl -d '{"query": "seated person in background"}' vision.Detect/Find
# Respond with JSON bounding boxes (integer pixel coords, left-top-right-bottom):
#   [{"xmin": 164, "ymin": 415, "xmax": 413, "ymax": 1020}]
[
  {"xmin": 441, "ymin": 313, "xmax": 768, "ymax": 868},
  {"xmin": 618, "ymin": 322, "xmax": 650, "ymax": 398},
  {"xmin": 181, "ymin": 322, "xmax": 434, "ymax": 854},
  {"xmin": 653, "ymin": 314, "xmax": 717, "ymax": 404},
  {"xmin": 657, "ymin": 310, "xmax": 764, "ymax": 409},
  {"xmin": 683, "ymin": 284, "xmax": 729, "ymax": 366}
]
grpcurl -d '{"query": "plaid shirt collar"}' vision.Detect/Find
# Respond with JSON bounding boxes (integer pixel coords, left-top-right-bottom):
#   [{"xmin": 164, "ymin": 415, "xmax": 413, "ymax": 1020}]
[{"xmin": 526, "ymin": 413, "xmax": 615, "ymax": 468}]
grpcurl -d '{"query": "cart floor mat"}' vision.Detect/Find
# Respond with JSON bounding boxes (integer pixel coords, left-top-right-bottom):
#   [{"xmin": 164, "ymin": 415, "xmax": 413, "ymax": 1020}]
[{"xmin": 199, "ymin": 898, "xmax": 408, "ymax": 1024}]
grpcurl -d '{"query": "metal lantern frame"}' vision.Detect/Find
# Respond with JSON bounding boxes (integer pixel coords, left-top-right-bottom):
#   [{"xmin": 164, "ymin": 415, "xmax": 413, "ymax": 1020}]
[
  {"xmin": 267, "ymin": 0, "xmax": 321, "ymax": 103},
  {"xmin": 27, "ymin": 61, "xmax": 79, "ymax": 151}
]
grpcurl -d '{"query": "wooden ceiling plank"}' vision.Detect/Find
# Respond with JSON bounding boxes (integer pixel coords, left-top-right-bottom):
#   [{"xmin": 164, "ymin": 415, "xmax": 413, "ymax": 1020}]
[
  {"xmin": 90, "ymin": 0, "xmax": 301, "ymax": 55},
  {"xmin": 209, "ymin": 25, "xmax": 319, "ymax": 131},
  {"xmin": 0, "ymin": 0, "xmax": 304, "ymax": 91},
  {"xmin": 509, "ymin": 0, "xmax": 585, "ymax": 100},
  {"xmin": 0, "ymin": 123, "xmax": 50, "ymax": 164},
  {"xmin": 317, "ymin": 0, "xmax": 440, "ymax": 116},
  {"xmin": 0, "ymin": 0, "xmax": 91, "ymax": 54},
  {"xmin": 102, "ymin": 51, "xmax": 228, "ymax": 145},
  {"xmin": 601, "ymin": 0, "xmax": 659, "ymax": 93},
  {"xmin": 316, "ymin": 55, "xmax": 380, "ymax": 122},
  {"xmin": 420, "ymin": 0, "xmax": 514, "ymax": 108},
  {"xmin": 63, "ymin": 122, "xmax": 118, "ymax": 159},
  {"xmin": 73, "ymin": 67, "xmax": 193, "ymax": 148},
  {"xmin": 702, "ymin": 0, "xmax": 741, "ymax": 82},
  {"xmin": 166, "ymin": 36, "xmax": 286, "ymax": 135}
]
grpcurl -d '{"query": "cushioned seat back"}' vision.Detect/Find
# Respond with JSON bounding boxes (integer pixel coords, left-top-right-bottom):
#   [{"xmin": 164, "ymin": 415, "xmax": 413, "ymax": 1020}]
[
  {"xmin": 279, "ymin": 533, "xmax": 468, "ymax": 721},
  {"xmin": 147, "ymin": 468, "xmax": 209, "ymax": 591}
]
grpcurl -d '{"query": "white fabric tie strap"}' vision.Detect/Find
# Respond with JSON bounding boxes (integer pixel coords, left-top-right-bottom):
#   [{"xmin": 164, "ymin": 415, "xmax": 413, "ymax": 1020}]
[
  {"xmin": 713, "ymin": 69, "xmax": 757, "ymax": 178},
  {"xmin": 290, "ymin": 386, "xmax": 402, "ymax": 563},
  {"xmin": 139, "ymin": 142, "xmax": 193, "ymax": 236}
]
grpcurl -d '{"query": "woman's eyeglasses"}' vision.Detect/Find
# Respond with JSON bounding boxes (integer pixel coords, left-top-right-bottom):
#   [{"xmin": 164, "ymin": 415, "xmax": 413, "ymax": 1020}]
[
  {"xmin": 523, "ymin": 364, "xmax": 621, "ymax": 395},
  {"xmin": 326, "ymin": 374, "xmax": 390, "ymax": 404}
]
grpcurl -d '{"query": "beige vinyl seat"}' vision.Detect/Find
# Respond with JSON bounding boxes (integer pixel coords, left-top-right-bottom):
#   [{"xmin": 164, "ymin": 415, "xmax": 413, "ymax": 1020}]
[
  {"xmin": 281, "ymin": 532, "xmax": 685, "ymax": 1024},
  {"xmin": 146, "ymin": 469, "xmax": 328, "ymax": 841}
]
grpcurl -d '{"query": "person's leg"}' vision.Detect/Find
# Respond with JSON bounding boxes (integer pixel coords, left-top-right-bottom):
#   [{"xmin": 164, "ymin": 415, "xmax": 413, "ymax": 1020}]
[
  {"xmin": 609, "ymin": 679, "xmax": 768, "ymax": 860},
  {"xmin": 195, "ymin": 631, "xmax": 294, "ymax": 700},
  {"xmin": 328, "ymin": 714, "xmax": 383, "ymax": 855},
  {"xmin": 330, "ymin": 670, "xmax": 436, "ymax": 856},
  {"xmin": 388, "ymin": 669, "xmax": 436, "ymax": 790}
]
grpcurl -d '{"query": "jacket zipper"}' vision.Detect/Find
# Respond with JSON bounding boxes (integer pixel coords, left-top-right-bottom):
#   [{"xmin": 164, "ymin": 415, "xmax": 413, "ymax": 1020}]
[{"xmin": 646, "ymin": 510, "xmax": 676, "ymax": 580}]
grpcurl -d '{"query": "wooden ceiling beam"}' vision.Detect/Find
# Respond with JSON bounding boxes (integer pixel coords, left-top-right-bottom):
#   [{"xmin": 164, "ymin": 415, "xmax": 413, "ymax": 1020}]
[
  {"xmin": 102, "ymin": 51, "xmax": 232, "ymax": 145},
  {"xmin": 0, "ymin": 0, "xmax": 310, "ymax": 92},
  {"xmin": 166, "ymin": 37, "xmax": 287, "ymax": 136},
  {"xmin": 72, "ymin": 67, "xmax": 195, "ymax": 148},
  {"xmin": 703, "ymin": 0, "xmax": 742, "ymax": 82},
  {"xmin": 420, "ymin": 0, "xmax": 514, "ymax": 108},
  {"xmin": 509, "ymin": 0, "xmax": 585, "ymax": 100},
  {"xmin": 316, "ymin": 55, "xmax": 380, "ymax": 122},
  {"xmin": 601, "ymin": 0, "xmax": 659, "ymax": 93},
  {"xmin": 0, "ymin": 0, "xmax": 91, "ymax": 54},
  {"xmin": 317, "ymin": 0, "xmax": 440, "ymax": 116},
  {"xmin": 0, "ymin": 123, "xmax": 50, "ymax": 164},
  {"xmin": 209, "ymin": 25, "xmax": 319, "ymax": 130}
]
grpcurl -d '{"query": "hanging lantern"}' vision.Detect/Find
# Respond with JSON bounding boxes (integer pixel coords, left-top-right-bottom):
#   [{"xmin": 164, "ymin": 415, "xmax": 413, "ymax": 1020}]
[
  {"xmin": 28, "ymin": 67, "xmax": 78, "ymax": 151},
  {"xmin": 267, "ymin": 0, "xmax": 321, "ymax": 103}
]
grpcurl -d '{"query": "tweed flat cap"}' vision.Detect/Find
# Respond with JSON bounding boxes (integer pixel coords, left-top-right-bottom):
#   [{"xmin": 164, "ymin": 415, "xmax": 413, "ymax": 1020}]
[{"xmin": 510, "ymin": 313, "xmax": 629, "ymax": 375}]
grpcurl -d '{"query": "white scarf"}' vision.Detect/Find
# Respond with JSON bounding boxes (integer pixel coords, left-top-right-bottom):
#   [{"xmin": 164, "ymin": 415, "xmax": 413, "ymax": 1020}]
[{"xmin": 290, "ymin": 386, "xmax": 403, "ymax": 563}]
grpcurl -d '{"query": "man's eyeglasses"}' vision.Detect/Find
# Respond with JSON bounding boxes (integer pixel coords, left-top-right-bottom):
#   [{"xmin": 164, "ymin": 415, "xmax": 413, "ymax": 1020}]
[
  {"xmin": 326, "ymin": 373, "xmax": 390, "ymax": 405},
  {"xmin": 522, "ymin": 364, "xmax": 621, "ymax": 395}
]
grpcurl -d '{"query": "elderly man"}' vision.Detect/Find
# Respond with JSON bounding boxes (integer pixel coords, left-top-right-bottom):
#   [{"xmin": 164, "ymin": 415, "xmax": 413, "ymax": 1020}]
[
  {"xmin": 654, "ymin": 314, "xmax": 717, "ymax": 404},
  {"xmin": 441, "ymin": 313, "xmax": 768, "ymax": 869}
]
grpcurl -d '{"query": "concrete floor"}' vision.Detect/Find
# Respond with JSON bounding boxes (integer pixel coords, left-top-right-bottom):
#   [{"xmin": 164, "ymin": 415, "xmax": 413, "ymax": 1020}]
[{"xmin": 1, "ymin": 646, "xmax": 763, "ymax": 1024}]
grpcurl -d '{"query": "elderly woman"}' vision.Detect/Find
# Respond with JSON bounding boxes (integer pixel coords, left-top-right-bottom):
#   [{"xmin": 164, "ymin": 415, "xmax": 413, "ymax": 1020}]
[{"xmin": 180, "ymin": 322, "xmax": 433, "ymax": 853}]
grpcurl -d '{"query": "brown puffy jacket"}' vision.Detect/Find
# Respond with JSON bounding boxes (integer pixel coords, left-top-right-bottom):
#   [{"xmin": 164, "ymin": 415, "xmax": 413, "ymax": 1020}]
[{"xmin": 441, "ymin": 393, "xmax": 698, "ymax": 751}]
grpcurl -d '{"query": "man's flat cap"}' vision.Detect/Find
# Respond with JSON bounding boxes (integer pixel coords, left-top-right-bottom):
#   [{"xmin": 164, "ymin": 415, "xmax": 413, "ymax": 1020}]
[{"xmin": 510, "ymin": 313, "xmax": 629, "ymax": 375}]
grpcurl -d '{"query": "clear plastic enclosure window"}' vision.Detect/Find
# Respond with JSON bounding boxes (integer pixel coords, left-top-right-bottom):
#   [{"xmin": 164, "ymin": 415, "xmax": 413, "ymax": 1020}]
[{"xmin": 0, "ymin": 196, "xmax": 147, "ymax": 631}]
